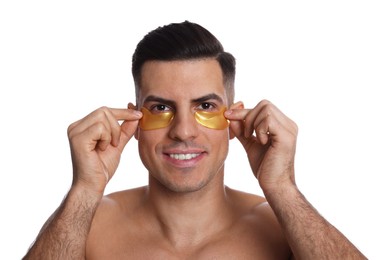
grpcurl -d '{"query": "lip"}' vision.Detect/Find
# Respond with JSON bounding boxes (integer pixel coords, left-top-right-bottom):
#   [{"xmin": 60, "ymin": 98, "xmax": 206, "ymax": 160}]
[{"xmin": 163, "ymin": 149, "xmax": 207, "ymax": 168}]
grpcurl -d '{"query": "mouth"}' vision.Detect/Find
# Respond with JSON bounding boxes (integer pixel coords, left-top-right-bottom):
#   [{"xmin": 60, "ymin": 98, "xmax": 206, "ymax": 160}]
[
  {"xmin": 168, "ymin": 153, "xmax": 201, "ymax": 160},
  {"xmin": 163, "ymin": 149, "xmax": 206, "ymax": 167}
]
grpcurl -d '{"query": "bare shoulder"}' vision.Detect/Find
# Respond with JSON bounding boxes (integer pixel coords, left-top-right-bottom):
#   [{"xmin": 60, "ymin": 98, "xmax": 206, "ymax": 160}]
[
  {"xmin": 92, "ymin": 186, "xmax": 148, "ymax": 224},
  {"xmin": 226, "ymin": 186, "xmax": 284, "ymax": 232},
  {"xmin": 225, "ymin": 185, "xmax": 272, "ymax": 218},
  {"xmin": 225, "ymin": 186, "xmax": 266, "ymax": 206},
  {"xmin": 86, "ymin": 187, "xmax": 148, "ymax": 256},
  {"xmin": 225, "ymin": 186, "xmax": 292, "ymax": 259},
  {"xmin": 102, "ymin": 186, "xmax": 147, "ymax": 209}
]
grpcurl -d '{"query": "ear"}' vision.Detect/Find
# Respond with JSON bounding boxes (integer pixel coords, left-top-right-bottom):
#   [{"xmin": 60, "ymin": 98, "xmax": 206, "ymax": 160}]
[
  {"xmin": 228, "ymin": 101, "xmax": 244, "ymax": 140},
  {"xmin": 128, "ymin": 102, "xmax": 140, "ymax": 140},
  {"xmin": 229, "ymin": 101, "xmax": 244, "ymax": 110},
  {"xmin": 134, "ymin": 127, "xmax": 140, "ymax": 140}
]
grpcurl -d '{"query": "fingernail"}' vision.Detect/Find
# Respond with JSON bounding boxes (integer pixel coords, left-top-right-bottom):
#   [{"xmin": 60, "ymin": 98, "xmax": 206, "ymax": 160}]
[
  {"xmin": 224, "ymin": 110, "xmax": 232, "ymax": 116},
  {"xmin": 133, "ymin": 110, "xmax": 142, "ymax": 117}
]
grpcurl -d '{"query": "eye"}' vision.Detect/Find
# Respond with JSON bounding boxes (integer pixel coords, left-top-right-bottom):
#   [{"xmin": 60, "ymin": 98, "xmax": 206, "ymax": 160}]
[
  {"xmin": 197, "ymin": 102, "xmax": 215, "ymax": 111},
  {"xmin": 150, "ymin": 104, "xmax": 172, "ymax": 113}
]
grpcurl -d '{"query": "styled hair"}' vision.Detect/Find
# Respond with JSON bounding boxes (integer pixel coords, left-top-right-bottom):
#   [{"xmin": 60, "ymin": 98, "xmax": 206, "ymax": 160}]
[{"xmin": 132, "ymin": 21, "xmax": 236, "ymax": 105}]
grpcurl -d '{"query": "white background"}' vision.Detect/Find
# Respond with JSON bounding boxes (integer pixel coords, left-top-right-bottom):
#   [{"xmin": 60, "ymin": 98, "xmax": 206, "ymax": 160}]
[{"xmin": 1, "ymin": 1, "xmax": 386, "ymax": 259}]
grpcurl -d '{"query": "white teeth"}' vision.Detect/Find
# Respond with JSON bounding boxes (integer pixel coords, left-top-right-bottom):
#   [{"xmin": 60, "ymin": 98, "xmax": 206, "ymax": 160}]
[{"xmin": 169, "ymin": 153, "xmax": 200, "ymax": 160}]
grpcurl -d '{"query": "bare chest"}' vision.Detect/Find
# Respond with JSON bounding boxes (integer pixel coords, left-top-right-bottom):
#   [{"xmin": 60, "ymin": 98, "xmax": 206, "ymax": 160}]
[{"xmin": 86, "ymin": 224, "xmax": 289, "ymax": 260}]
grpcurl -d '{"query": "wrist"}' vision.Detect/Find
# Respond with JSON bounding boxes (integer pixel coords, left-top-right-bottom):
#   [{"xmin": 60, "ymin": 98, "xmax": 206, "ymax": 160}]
[
  {"xmin": 69, "ymin": 182, "xmax": 104, "ymax": 204},
  {"xmin": 71, "ymin": 173, "xmax": 108, "ymax": 197},
  {"xmin": 262, "ymin": 179, "xmax": 300, "ymax": 206}
]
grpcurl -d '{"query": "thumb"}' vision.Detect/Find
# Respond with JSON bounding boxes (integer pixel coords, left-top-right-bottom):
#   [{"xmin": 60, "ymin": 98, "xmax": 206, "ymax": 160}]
[
  {"xmin": 229, "ymin": 119, "xmax": 252, "ymax": 150},
  {"xmin": 116, "ymin": 120, "xmax": 139, "ymax": 152},
  {"xmin": 226, "ymin": 107, "xmax": 252, "ymax": 150}
]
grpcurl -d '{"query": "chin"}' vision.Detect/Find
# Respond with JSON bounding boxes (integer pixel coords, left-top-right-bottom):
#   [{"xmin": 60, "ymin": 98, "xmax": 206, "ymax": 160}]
[
  {"xmin": 164, "ymin": 179, "xmax": 208, "ymax": 193},
  {"xmin": 153, "ymin": 175, "xmax": 211, "ymax": 194}
]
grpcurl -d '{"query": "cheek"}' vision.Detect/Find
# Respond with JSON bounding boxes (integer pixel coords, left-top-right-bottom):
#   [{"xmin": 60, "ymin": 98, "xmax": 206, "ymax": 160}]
[
  {"xmin": 138, "ymin": 131, "xmax": 162, "ymax": 167},
  {"xmin": 207, "ymin": 129, "xmax": 230, "ymax": 153},
  {"xmin": 138, "ymin": 130, "xmax": 160, "ymax": 146}
]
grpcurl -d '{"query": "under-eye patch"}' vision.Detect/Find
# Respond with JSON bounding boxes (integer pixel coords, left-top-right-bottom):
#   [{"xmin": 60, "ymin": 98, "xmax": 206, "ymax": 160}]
[
  {"xmin": 194, "ymin": 107, "xmax": 229, "ymax": 130},
  {"xmin": 139, "ymin": 107, "xmax": 174, "ymax": 130},
  {"xmin": 139, "ymin": 107, "xmax": 229, "ymax": 130}
]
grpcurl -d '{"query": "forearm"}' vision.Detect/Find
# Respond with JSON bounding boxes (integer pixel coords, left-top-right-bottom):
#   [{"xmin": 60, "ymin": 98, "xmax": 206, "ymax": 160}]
[
  {"xmin": 265, "ymin": 185, "xmax": 366, "ymax": 260},
  {"xmin": 23, "ymin": 186, "xmax": 102, "ymax": 260}
]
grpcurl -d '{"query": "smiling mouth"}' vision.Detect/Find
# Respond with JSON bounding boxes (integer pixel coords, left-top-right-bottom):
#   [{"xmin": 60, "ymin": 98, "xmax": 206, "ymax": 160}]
[{"xmin": 168, "ymin": 153, "xmax": 201, "ymax": 160}]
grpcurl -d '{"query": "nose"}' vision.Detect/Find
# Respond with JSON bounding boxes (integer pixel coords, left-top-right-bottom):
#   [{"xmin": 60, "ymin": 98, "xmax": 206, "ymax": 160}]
[{"xmin": 168, "ymin": 110, "xmax": 199, "ymax": 141}]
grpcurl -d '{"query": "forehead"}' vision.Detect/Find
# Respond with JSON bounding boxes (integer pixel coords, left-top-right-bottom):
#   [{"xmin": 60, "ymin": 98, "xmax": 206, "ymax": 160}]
[{"xmin": 139, "ymin": 59, "xmax": 226, "ymax": 104}]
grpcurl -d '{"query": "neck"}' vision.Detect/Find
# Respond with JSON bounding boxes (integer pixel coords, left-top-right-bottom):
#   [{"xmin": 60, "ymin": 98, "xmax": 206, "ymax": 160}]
[{"xmin": 145, "ymin": 170, "xmax": 234, "ymax": 248}]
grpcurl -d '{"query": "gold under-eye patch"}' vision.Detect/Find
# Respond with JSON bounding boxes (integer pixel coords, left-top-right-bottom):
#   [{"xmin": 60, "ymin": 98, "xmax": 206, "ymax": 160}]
[
  {"xmin": 139, "ymin": 107, "xmax": 174, "ymax": 130},
  {"xmin": 139, "ymin": 107, "xmax": 229, "ymax": 130},
  {"xmin": 194, "ymin": 107, "xmax": 229, "ymax": 130}
]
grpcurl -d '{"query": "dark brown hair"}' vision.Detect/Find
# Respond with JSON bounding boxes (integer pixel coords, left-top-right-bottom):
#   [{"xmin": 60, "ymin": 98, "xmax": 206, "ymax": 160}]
[{"xmin": 132, "ymin": 21, "xmax": 236, "ymax": 105}]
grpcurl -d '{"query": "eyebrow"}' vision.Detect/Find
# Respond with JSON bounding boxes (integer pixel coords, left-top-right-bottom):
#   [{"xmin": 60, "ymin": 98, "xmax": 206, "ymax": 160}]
[
  {"xmin": 192, "ymin": 93, "xmax": 224, "ymax": 104},
  {"xmin": 143, "ymin": 93, "xmax": 224, "ymax": 106},
  {"xmin": 143, "ymin": 95, "xmax": 176, "ymax": 106}
]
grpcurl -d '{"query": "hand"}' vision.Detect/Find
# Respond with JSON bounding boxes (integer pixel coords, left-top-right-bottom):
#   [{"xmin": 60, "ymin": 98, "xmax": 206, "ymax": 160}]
[
  {"xmin": 225, "ymin": 100, "xmax": 298, "ymax": 193},
  {"xmin": 67, "ymin": 106, "xmax": 142, "ymax": 194}
]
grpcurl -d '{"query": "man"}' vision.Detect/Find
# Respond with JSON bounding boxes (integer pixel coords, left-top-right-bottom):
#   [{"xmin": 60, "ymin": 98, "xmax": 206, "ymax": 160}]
[{"xmin": 24, "ymin": 21, "xmax": 366, "ymax": 259}]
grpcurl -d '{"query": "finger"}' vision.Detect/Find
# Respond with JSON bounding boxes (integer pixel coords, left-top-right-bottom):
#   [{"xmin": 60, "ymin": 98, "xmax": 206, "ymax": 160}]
[
  {"xmin": 224, "ymin": 108, "xmax": 251, "ymax": 121},
  {"xmin": 105, "ymin": 108, "xmax": 142, "ymax": 147},
  {"xmin": 225, "ymin": 108, "xmax": 262, "ymax": 143},
  {"xmin": 116, "ymin": 119, "xmax": 140, "ymax": 153},
  {"xmin": 226, "ymin": 101, "xmax": 274, "ymax": 144},
  {"xmin": 95, "ymin": 125, "xmax": 112, "ymax": 151},
  {"xmin": 75, "ymin": 121, "xmax": 111, "ymax": 152},
  {"xmin": 110, "ymin": 108, "xmax": 143, "ymax": 121},
  {"xmin": 101, "ymin": 109, "xmax": 122, "ymax": 147},
  {"xmin": 229, "ymin": 119, "xmax": 250, "ymax": 147},
  {"xmin": 243, "ymin": 101, "xmax": 271, "ymax": 138},
  {"xmin": 114, "ymin": 108, "xmax": 142, "ymax": 150},
  {"xmin": 244, "ymin": 100, "xmax": 283, "ymax": 138},
  {"xmin": 229, "ymin": 119, "xmax": 266, "ymax": 156},
  {"xmin": 69, "ymin": 107, "xmax": 142, "ymax": 132},
  {"xmin": 228, "ymin": 117, "xmax": 243, "ymax": 138},
  {"xmin": 225, "ymin": 107, "xmax": 267, "ymax": 140},
  {"xmin": 68, "ymin": 107, "xmax": 142, "ymax": 145},
  {"xmin": 225, "ymin": 108, "xmax": 248, "ymax": 142},
  {"xmin": 68, "ymin": 114, "xmax": 112, "ymax": 145},
  {"xmin": 68, "ymin": 107, "xmax": 114, "ymax": 138},
  {"xmin": 252, "ymin": 116, "xmax": 273, "ymax": 145}
]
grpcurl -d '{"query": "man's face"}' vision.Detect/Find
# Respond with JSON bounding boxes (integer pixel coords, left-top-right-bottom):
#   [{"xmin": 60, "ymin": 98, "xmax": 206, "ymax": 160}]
[{"xmin": 137, "ymin": 59, "xmax": 230, "ymax": 193}]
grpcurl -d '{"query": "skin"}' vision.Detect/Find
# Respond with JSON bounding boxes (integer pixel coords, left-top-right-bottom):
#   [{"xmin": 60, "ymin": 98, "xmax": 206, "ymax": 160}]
[
  {"xmin": 86, "ymin": 59, "xmax": 291, "ymax": 259},
  {"xmin": 23, "ymin": 59, "xmax": 366, "ymax": 259}
]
